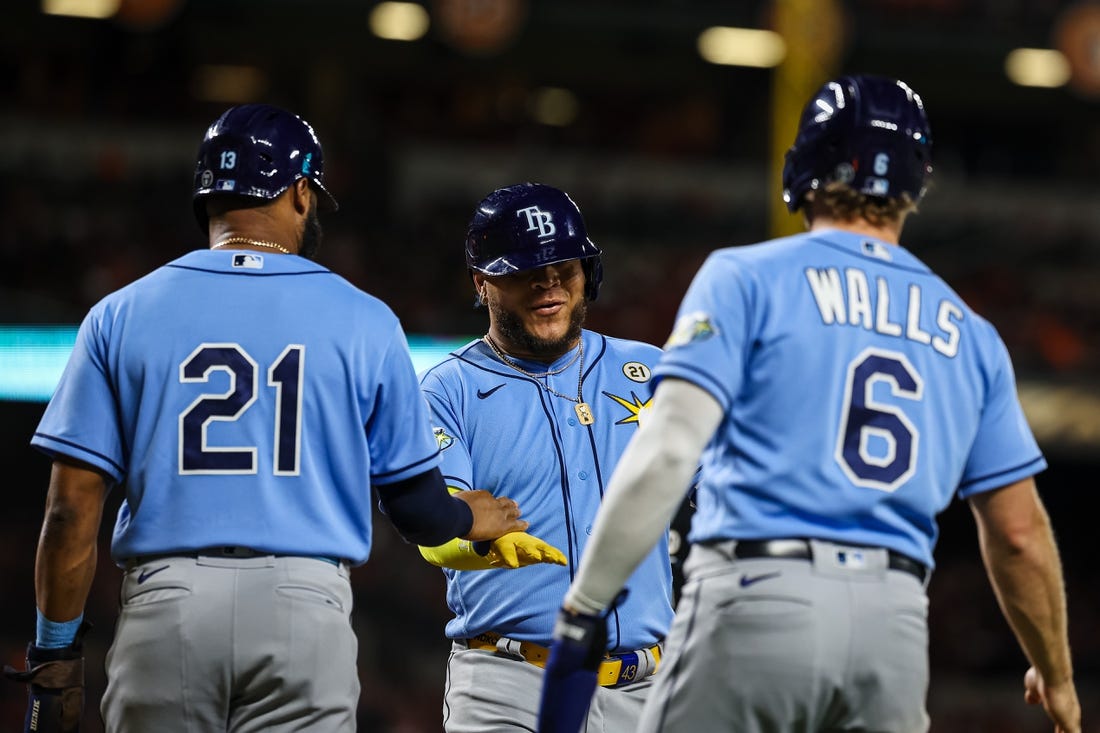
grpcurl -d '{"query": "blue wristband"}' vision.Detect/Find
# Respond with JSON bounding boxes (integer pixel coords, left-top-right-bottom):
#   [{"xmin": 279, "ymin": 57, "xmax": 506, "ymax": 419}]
[{"xmin": 35, "ymin": 609, "xmax": 84, "ymax": 649}]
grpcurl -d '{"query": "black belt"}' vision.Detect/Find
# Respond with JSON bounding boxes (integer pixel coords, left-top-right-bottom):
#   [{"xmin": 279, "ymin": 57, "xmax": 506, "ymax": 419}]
[{"xmin": 732, "ymin": 539, "xmax": 928, "ymax": 582}]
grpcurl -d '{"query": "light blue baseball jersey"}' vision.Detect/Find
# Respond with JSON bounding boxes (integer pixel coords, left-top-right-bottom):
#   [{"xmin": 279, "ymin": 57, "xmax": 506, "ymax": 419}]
[
  {"xmin": 656, "ymin": 229, "xmax": 1045, "ymax": 568},
  {"xmin": 420, "ymin": 330, "xmax": 673, "ymax": 651},
  {"xmin": 32, "ymin": 249, "xmax": 440, "ymax": 565}
]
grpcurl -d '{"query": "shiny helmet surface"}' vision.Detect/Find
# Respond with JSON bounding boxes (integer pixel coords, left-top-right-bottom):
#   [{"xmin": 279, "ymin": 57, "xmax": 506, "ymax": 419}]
[
  {"xmin": 782, "ymin": 74, "xmax": 933, "ymax": 213},
  {"xmin": 465, "ymin": 182, "xmax": 603, "ymax": 301},
  {"xmin": 192, "ymin": 104, "xmax": 338, "ymax": 229}
]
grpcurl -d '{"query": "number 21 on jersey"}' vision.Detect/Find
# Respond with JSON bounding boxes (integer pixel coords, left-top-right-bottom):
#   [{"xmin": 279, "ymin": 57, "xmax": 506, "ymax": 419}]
[{"xmin": 178, "ymin": 343, "xmax": 304, "ymax": 476}]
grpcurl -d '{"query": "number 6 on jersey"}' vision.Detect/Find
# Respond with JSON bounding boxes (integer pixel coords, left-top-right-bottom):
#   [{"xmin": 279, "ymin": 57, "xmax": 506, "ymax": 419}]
[{"xmin": 835, "ymin": 347, "xmax": 923, "ymax": 492}]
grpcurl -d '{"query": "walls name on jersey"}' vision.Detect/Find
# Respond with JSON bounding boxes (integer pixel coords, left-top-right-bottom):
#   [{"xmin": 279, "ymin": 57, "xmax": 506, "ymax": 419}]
[{"xmin": 804, "ymin": 267, "xmax": 963, "ymax": 358}]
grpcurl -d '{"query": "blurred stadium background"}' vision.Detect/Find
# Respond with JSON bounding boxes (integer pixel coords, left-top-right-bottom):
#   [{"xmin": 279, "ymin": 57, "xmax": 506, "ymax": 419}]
[{"xmin": 1, "ymin": 0, "xmax": 1098, "ymax": 730}]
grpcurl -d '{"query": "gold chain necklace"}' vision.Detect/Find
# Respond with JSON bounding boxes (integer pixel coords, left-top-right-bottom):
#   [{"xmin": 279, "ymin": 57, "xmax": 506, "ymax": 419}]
[
  {"xmin": 482, "ymin": 335, "xmax": 594, "ymax": 425},
  {"xmin": 211, "ymin": 236, "xmax": 291, "ymax": 255}
]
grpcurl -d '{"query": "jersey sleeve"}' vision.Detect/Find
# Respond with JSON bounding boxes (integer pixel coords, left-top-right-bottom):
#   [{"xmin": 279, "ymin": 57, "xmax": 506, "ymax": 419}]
[
  {"xmin": 419, "ymin": 373, "xmax": 474, "ymax": 493},
  {"xmin": 367, "ymin": 322, "xmax": 442, "ymax": 485},
  {"xmin": 957, "ymin": 334, "xmax": 1046, "ymax": 498},
  {"xmin": 31, "ymin": 305, "xmax": 126, "ymax": 483},
  {"xmin": 653, "ymin": 253, "xmax": 754, "ymax": 411}
]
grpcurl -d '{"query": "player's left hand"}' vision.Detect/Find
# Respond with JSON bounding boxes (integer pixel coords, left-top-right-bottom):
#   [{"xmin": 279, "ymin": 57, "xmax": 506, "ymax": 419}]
[
  {"xmin": 536, "ymin": 605, "xmax": 608, "ymax": 733},
  {"xmin": 487, "ymin": 531, "xmax": 567, "ymax": 568},
  {"xmin": 2, "ymin": 622, "xmax": 91, "ymax": 733}
]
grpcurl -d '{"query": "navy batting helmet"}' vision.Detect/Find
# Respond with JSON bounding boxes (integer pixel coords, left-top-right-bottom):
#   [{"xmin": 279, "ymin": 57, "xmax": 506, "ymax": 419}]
[
  {"xmin": 192, "ymin": 104, "xmax": 338, "ymax": 230},
  {"xmin": 465, "ymin": 183, "xmax": 604, "ymax": 301},
  {"xmin": 782, "ymin": 75, "xmax": 933, "ymax": 213}
]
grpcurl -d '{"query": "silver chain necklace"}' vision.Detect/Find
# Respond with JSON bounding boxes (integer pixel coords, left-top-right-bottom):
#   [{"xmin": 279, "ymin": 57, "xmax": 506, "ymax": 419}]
[{"xmin": 482, "ymin": 335, "xmax": 595, "ymax": 425}]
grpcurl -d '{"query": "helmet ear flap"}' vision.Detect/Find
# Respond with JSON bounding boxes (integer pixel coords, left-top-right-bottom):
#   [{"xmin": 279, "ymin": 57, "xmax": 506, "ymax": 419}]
[{"xmin": 583, "ymin": 257, "xmax": 603, "ymax": 301}]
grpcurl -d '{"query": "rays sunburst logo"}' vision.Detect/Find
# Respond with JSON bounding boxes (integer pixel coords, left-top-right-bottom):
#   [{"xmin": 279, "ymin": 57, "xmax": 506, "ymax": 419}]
[{"xmin": 602, "ymin": 391, "xmax": 652, "ymax": 426}]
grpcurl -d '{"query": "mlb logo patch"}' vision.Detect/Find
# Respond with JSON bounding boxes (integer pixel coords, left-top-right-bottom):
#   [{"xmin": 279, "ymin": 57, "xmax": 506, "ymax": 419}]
[
  {"xmin": 866, "ymin": 177, "xmax": 890, "ymax": 196},
  {"xmin": 215, "ymin": 179, "xmax": 236, "ymax": 192},
  {"xmin": 835, "ymin": 549, "xmax": 867, "ymax": 569},
  {"xmin": 232, "ymin": 253, "xmax": 264, "ymax": 269},
  {"xmin": 861, "ymin": 239, "xmax": 892, "ymax": 262}
]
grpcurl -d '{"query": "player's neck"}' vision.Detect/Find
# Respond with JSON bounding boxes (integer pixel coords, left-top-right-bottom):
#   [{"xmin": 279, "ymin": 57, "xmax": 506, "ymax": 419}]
[
  {"xmin": 809, "ymin": 217, "xmax": 902, "ymax": 245},
  {"xmin": 208, "ymin": 216, "xmax": 299, "ymax": 255},
  {"xmin": 484, "ymin": 329, "xmax": 580, "ymax": 364}
]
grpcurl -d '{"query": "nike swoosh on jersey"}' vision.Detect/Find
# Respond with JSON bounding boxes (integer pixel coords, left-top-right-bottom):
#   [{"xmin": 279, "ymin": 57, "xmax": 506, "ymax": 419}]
[
  {"xmin": 477, "ymin": 384, "xmax": 506, "ymax": 399},
  {"xmin": 137, "ymin": 564, "xmax": 170, "ymax": 584},
  {"xmin": 738, "ymin": 571, "xmax": 781, "ymax": 588}
]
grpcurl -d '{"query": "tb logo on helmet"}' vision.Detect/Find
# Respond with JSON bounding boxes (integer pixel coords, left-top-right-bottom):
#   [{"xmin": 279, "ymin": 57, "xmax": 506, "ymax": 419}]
[{"xmin": 517, "ymin": 206, "xmax": 556, "ymax": 238}]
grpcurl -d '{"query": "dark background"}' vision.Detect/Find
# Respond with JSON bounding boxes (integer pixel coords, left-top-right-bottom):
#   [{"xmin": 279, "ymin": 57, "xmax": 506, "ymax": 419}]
[{"xmin": 1, "ymin": 0, "xmax": 1098, "ymax": 730}]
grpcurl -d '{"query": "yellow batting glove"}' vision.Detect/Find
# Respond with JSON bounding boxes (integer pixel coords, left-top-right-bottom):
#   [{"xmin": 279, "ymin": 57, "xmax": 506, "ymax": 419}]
[{"xmin": 486, "ymin": 532, "xmax": 568, "ymax": 569}]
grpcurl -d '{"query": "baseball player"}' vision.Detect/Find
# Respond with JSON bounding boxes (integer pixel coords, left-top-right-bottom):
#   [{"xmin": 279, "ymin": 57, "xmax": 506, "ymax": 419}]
[
  {"xmin": 3, "ymin": 104, "xmax": 527, "ymax": 733},
  {"xmin": 416, "ymin": 183, "xmax": 675, "ymax": 732},
  {"xmin": 538, "ymin": 76, "xmax": 1081, "ymax": 733}
]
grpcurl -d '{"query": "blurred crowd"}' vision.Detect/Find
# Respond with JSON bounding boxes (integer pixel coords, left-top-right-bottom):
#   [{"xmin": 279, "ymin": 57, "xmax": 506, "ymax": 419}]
[{"xmin": 3, "ymin": 3, "xmax": 1098, "ymax": 380}]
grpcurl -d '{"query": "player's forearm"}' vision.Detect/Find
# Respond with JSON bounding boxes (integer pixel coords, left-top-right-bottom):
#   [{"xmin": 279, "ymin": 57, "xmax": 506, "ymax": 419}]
[
  {"xmin": 35, "ymin": 461, "xmax": 109, "ymax": 623},
  {"xmin": 976, "ymin": 492, "xmax": 1074, "ymax": 685},
  {"xmin": 376, "ymin": 467, "xmax": 474, "ymax": 546},
  {"xmin": 36, "ymin": 527, "xmax": 98, "ymax": 623},
  {"xmin": 984, "ymin": 530, "xmax": 1073, "ymax": 683},
  {"xmin": 567, "ymin": 379, "xmax": 722, "ymax": 614}
]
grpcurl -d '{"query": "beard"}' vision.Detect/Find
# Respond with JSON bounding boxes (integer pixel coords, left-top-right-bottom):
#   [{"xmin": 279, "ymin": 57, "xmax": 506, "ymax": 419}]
[
  {"xmin": 298, "ymin": 202, "xmax": 323, "ymax": 260},
  {"xmin": 490, "ymin": 297, "xmax": 587, "ymax": 359}
]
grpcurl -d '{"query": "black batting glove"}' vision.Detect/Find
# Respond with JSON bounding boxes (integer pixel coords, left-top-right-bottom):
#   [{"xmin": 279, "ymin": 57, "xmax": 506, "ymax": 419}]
[
  {"xmin": 3, "ymin": 621, "xmax": 91, "ymax": 733},
  {"xmin": 537, "ymin": 591, "xmax": 630, "ymax": 733},
  {"xmin": 552, "ymin": 607, "xmax": 608, "ymax": 671}
]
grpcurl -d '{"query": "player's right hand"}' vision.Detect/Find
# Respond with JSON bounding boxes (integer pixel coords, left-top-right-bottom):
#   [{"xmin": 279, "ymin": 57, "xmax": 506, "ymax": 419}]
[
  {"xmin": 537, "ymin": 605, "xmax": 608, "ymax": 733},
  {"xmin": 1023, "ymin": 666, "xmax": 1081, "ymax": 733},
  {"xmin": 487, "ymin": 532, "xmax": 567, "ymax": 568},
  {"xmin": 2, "ymin": 622, "xmax": 91, "ymax": 733},
  {"xmin": 454, "ymin": 490, "xmax": 528, "ymax": 541}
]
